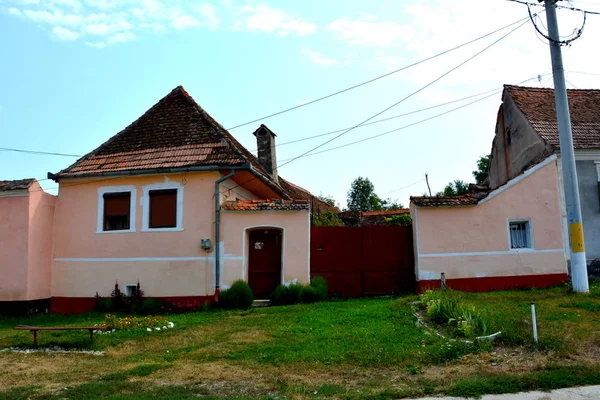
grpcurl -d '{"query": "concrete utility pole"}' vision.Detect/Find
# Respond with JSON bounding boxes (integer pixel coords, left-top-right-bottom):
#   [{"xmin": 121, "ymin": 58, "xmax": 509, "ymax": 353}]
[{"xmin": 544, "ymin": 0, "xmax": 589, "ymax": 292}]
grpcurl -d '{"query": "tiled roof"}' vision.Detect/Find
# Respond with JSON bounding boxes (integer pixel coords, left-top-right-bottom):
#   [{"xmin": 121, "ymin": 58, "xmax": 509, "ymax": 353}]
[
  {"xmin": 54, "ymin": 86, "xmax": 270, "ymax": 178},
  {"xmin": 279, "ymin": 178, "xmax": 340, "ymax": 214},
  {"xmin": 410, "ymin": 194, "xmax": 488, "ymax": 207},
  {"xmin": 221, "ymin": 199, "xmax": 310, "ymax": 211},
  {"xmin": 505, "ymin": 85, "xmax": 600, "ymax": 149},
  {"xmin": 363, "ymin": 209, "xmax": 410, "ymax": 216},
  {"xmin": 0, "ymin": 178, "xmax": 34, "ymax": 192}
]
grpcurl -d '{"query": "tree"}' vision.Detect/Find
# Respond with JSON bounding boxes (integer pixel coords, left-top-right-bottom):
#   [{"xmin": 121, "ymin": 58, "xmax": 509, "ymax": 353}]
[
  {"xmin": 472, "ymin": 155, "xmax": 490, "ymax": 185},
  {"xmin": 347, "ymin": 177, "xmax": 379, "ymax": 211},
  {"xmin": 436, "ymin": 180, "xmax": 469, "ymax": 196},
  {"xmin": 316, "ymin": 193, "xmax": 336, "ymax": 207},
  {"xmin": 385, "ymin": 213, "xmax": 412, "ymax": 226},
  {"xmin": 312, "ymin": 211, "xmax": 343, "ymax": 227}
]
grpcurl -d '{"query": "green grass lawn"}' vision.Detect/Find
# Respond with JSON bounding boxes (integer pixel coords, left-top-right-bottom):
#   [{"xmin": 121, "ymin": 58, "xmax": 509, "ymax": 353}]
[{"xmin": 1, "ymin": 281, "xmax": 600, "ymax": 399}]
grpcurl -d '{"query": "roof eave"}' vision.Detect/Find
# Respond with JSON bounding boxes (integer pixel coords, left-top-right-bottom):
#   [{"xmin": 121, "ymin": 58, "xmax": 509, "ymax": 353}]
[{"xmin": 49, "ymin": 163, "xmax": 253, "ymax": 182}]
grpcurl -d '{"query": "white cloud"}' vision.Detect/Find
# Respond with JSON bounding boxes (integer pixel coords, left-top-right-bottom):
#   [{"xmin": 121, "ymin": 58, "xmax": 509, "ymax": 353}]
[
  {"xmin": 171, "ymin": 14, "xmax": 201, "ymax": 30},
  {"xmin": 326, "ymin": 16, "xmax": 413, "ymax": 47},
  {"xmin": 85, "ymin": 40, "xmax": 106, "ymax": 48},
  {"xmin": 301, "ymin": 49, "xmax": 338, "ymax": 66},
  {"xmin": 52, "ymin": 25, "xmax": 79, "ymax": 40},
  {"xmin": 19, "ymin": 0, "xmax": 40, "ymax": 4},
  {"xmin": 193, "ymin": 3, "xmax": 221, "ymax": 30},
  {"xmin": 8, "ymin": 7, "xmax": 22, "ymax": 16},
  {"xmin": 107, "ymin": 31, "xmax": 135, "ymax": 43},
  {"xmin": 85, "ymin": 20, "xmax": 131, "ymax": 35},
  {"xmin": 238, "ymin": 4, "xmax": 316, "ymax": 36},
  {"xmin": 22, "ymin": 9, "xmax": 83, "ymax": 26}
]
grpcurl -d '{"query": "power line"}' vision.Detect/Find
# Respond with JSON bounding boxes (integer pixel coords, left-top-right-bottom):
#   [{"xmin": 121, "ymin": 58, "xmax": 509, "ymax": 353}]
[
  {"xmin": 507, "ymin": 0, "xmax": 600, "ymax": 14},
  {"xmin": 257, "ymin": 73, "xmax": 550, "ymax": 151},
  {"xmin": 388, "ymin": 179, "xmax": 425, "ymax": 194},
  {"xmin": 278, "ymin": 18, "xmax": 531, "ymax": 170},
  {"xmin": 225, "ymin": 19, "xmax": 531, "ymax": 193},
  {"xmin": 225, "ymin": 16, "xmax": 532, "ymax": 131},
  {"xmin": 279, "ymin": 90, "xmax": 503, "ymax": 162},
  {"xmin": 0, "ymin": 147, "xmax": 81, "ymax": 157}
]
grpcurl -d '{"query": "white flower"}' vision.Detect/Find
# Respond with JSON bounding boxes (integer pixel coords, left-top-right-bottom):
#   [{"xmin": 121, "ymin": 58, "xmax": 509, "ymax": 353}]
[
  {"xmin": 162, "ymin": 326, "xmax": 167, "ymax": 330},
  {"xmin": 168, "ymin": 322, "xmax": 174, "ymax": 328},
  {"xmin": 155, "ymin": 327, "xmax": 161, "ymax": 331},
  {"xmin": 147, "ymin": 328, "xmax": 152, "ymax": 332}
]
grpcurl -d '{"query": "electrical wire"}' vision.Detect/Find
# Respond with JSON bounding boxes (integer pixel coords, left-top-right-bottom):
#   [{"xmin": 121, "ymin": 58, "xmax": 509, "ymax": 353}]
[
  {"xmin": 225, "ymin": 19, "xmax": 532, "ymax": 193},
  {"xmin": 388, "ymin": 179, "xmax": 425, "ymax": 194},
  {"xmin": 225, "ymin": 16, "xmax": 532, "ymax": 131}
]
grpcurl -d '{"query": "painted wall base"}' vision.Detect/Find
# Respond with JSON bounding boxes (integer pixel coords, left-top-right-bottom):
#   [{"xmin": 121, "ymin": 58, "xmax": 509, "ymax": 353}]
[
  {"xmin": 417, "ymin": 273, "xmax": 568, "ymax": 293},
  {"xmin": 50, "ymin": 295, "xmax": 216, "ymax": 315},
  {"xmin": 0, "ymin": 298, "xmax": 51, "ymax": 316}
]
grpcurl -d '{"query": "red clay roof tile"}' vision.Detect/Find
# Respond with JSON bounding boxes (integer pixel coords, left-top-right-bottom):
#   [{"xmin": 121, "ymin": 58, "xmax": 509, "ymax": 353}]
[
  {"xmin": 221, "ymin": 199, "xmax": 310, "ymax": 211},
  {"xmin": 505, "ymin": 85, "xmax": 600, "ymax": 149},
  {"xmin": 0, "ymin": 178, "xmax": 35, "ymax": 192}
]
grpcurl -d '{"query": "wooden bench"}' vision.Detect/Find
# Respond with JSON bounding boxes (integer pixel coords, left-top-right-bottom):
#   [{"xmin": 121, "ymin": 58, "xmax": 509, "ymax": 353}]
[{"xmin": 14, "ymin": 325, "xmax": 104, "ymax": 346}]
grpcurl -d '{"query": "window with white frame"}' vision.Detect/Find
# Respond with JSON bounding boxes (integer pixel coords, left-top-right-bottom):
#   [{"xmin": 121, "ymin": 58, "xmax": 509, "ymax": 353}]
[
  {"xmin": 509, "ymin": 220, "xmax": 532, "ymax": 249},
  {"xmin": 97, "ymin": 186, "xmax": 137, "ymax": 233},
  {"xmin": 142, "ymin": 184, "xmax": 184, "ymax": 231}
]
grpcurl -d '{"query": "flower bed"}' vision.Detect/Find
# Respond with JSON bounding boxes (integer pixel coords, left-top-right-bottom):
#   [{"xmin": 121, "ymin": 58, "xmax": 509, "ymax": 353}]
[{"xmin": 98, "ymin": 314, "xmax": 175, "ymax": 334}]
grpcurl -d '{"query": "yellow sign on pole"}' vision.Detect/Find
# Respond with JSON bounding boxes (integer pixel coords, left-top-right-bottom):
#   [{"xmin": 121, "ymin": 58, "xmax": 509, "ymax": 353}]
[{"xmin": 570, "ymin": 222, "xmax": 585, "ymax": 253}]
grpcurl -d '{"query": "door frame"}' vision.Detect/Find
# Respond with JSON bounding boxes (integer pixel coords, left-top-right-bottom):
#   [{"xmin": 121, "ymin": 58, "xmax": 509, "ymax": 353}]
[{"xmin": 243, "ymin": 225, "xmax": 286, "ymax": 286}]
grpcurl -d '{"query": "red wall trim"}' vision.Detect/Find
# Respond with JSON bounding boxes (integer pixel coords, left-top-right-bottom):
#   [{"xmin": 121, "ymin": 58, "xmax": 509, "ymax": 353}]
[
  {"xmin": 417, "ymin": 273, "xmax": 568, "ymax": 293},
  {"xmin": 50, "ymin": 295, "xmax": 215, "ymax": 315}
]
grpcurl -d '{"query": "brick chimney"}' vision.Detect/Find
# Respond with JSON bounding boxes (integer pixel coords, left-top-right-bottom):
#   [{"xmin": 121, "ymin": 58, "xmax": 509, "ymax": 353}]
[{"xmin": 253, "ymin": 124, "xmax": 278, "ymax": 182}]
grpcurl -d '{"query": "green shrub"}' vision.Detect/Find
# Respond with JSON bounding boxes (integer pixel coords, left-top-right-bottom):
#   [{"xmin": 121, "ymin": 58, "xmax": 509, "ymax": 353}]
[
  {"xmin": 134, "ymin": 298, "xmax": 167, "ymax": 315},
  {"xmin": 286, "ymin": 283, "xmax": 303, "ymax": 304},
  {"xmin": 300, "ymin": 286, "xmax": 319, "ymax": 303},
  {"xmin": 420, "ymin": 290, "xmax": 489, "ymax": 337},
  {"xmin": 270, "ymin": 285, "xmax": 289, "ymax": 306},
  {"xmin": 95, "ymin": 297, "xmax": 112, "ymax": 313},
  {"xmin": 219, "ymin": 280, "xmax": 254, "ymax": 310},
  {"xmin": 310, "ymin": 276, "xmax": 328, "ymax": 301}
]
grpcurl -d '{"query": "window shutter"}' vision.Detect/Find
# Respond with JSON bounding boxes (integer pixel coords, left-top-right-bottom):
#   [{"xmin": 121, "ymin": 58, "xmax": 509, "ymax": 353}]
[
  {"xmin": 149, "ymin": 189, "xmax": 177, "ymax": 228},
  {"xmin": 103, "ymin": 192, "xmax": 131, "ymax": 231}
]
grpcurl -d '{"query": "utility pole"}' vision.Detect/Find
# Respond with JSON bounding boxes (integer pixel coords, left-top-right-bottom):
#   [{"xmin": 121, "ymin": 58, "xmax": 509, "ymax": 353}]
[
  {"xmin": 544, "ymin": 0, "xmax": 589, "ymax": 292},
  {"xmin": 425, "ymin": 174, "xmax": 432, "ymax": 196}
]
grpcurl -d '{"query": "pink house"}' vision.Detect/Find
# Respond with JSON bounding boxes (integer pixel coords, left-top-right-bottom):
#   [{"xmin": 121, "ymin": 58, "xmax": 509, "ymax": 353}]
[
  {"xmin": 0, "ymin": 86, "xmax": 335, "ymax": 314},
  {"xmin": 0, "ymin": 179, "xmax": 55, "ymax": 314},
  {"xmin": 410, "ymin": 155, "xmax": 568, "ymax": 292}
]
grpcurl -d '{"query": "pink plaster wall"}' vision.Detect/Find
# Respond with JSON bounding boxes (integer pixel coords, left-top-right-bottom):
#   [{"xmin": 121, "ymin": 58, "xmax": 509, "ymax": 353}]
[
  {"xmin": 0, "ymin": 194, "xmax": 29, "ymax": 300},
  {"xmin": 412, "ymin": 158, "xmax": 566, "ymax": 281},
  {"xmin": 27, "ymin": 181, "xmax": 56, "ymax": 300},
  {"xmin": 220, "ymin": 210, "xmax": 310, "ymax": 287},
  {"xmin": 52, "ymin": 172, "xmax": 310, "ymax": 298}
]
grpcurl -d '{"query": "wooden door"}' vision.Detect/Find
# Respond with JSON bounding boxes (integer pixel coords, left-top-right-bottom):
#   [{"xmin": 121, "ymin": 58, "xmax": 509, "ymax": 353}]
[{"xmin": 248, "ymin": 229, "xmax": 282, "ymax": 298}]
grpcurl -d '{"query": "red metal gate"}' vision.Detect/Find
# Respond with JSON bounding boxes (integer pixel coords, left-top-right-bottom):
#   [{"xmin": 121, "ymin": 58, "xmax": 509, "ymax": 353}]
[{"xmin": 310, "ymin": 226, "xmax": 415, "ymax": 297}]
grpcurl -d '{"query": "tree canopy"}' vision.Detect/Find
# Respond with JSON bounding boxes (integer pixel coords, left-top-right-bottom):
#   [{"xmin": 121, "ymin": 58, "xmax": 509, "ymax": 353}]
[
  {"xmin": 473, "ymin": 155, "xmax": 490, "ymax": 185},
  {"xmin": 346, "ymin": 177, "xmax": 403, "ymax": 212}
]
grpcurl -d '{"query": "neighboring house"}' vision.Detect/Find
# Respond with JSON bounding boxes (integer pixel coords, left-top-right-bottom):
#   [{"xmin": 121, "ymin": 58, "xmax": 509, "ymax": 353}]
[
  {"xmin": 0, "ymin": 179, "xmax": 55, "ymax": 315},
  {"xmin": 1, "ymin": 85, "xmax": 330, "ymax": 314},
  {"xmin": 411, "ymin": 155, "xmax": 567, "ymax": 292},
  {"xmin": 489, "ymin": 85, "xmax": 600, "ymax": 266},
  {"xmin": 339, "ymin": 209, "xmax": 410, "ymax": 226}
]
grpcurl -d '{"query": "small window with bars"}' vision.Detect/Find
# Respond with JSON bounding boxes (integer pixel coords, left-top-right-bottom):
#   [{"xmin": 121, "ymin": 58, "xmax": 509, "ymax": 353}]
[
  {"xmin": 509, "ymin": 220, "xmax": 532, "ymax": 249},
  {"xmin": 149, "ymin": 189, "xmax": 178, "ymax": 229},
  {"xmin": 103, "ymin": 192, "xmax": 131, "ymax": 231}
]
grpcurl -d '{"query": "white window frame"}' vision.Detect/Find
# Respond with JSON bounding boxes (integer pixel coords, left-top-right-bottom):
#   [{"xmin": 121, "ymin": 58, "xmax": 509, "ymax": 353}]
[
  {"xmin": 97, "ymin": 186, "xmax": 137, "ymax": 234},
  {"xmin": 507, "ymin": 219, "xmax": 534, "ymax": 251},
  {"xmin": 124, "ymin": 284, "xmax": 138, "ymax": 297},
  {"xmin": 141, "ymin": 182, "xmax": 184, "ymax": 232}
]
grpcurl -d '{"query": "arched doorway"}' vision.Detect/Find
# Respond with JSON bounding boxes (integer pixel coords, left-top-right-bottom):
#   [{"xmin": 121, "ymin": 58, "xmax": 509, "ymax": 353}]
[{"xmin": 248, "ymin": 228, "xmax": 283, "ymax": 298}]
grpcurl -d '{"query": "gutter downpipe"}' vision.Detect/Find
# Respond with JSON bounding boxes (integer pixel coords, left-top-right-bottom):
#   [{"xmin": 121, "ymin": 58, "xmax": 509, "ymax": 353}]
[{"xmin": 214, "ymin": 170, "xmax": 237, "ymax": 301}]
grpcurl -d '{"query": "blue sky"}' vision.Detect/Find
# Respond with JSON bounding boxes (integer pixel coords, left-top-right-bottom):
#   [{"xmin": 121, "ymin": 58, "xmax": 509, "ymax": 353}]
[{"xmin": 1, "ymin": 0, "xmax": 600, "ymax": 207}]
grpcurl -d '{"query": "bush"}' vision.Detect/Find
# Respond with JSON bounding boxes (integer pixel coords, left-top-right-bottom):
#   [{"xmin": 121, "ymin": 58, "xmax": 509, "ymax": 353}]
[
  {"xmin": 95, "ymin": 297, "xmax": 112, "ymax": 313},
  {"xmin": 420, "ymin": 290, "xmax": 489, "ymax": 338},
  {"xmin": 286, "ymin": 283, "xmax": 303, "ymax": 304},
  {"xmin": 300, "ymin": 286, "xmax": 319, "ymax": 303},
  {"xmin": 219, "ymin": 280, "xmax": 254, "ymax": 310},
  {"xmin": 134, "ymin": 298, "xmax": 167, "ymax": 315},
  {"xmin": 310, "ymin": 276, "xmax": 328, "ymax": 301},
  {"xmin": 270, "ymin": 285, "xmax": 289, "ymax": 306}
]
